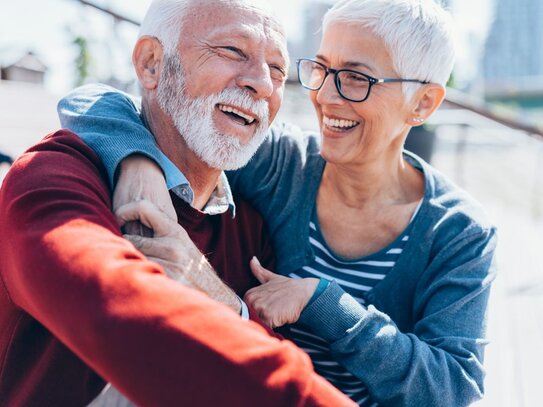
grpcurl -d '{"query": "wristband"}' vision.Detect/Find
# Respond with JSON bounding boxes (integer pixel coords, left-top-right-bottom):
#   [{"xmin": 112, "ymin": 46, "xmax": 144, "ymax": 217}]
[{"xmin": 306, "ymin": 278, "xmax": 330, "ymax": 308}]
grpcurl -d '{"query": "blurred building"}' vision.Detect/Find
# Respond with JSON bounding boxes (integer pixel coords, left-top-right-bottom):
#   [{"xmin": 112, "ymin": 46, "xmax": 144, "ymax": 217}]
[
  {"xmin": 0, "ymin": 51, "xmax": 47, "ymax": 85},
  {"xmin": 287, "ymin": 1, "xmax": 333, "ymax": 80},
  {"xmin": 0, "ymin": 51, "xmax": 59, "ymax": 164},
  {"xmin": 483, "ymin": 0, "xmax": 543, "ymax": 118}
]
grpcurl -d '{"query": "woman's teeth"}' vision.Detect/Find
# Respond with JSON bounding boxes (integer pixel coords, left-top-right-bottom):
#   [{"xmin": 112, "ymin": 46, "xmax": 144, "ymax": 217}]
[
  {"xmin": 323, "ymin": 116, "xmax": 359, "ymax": 129},
  {"xmin": 218, "ymin": 104, "xmax": 255, "ymax": 125}
]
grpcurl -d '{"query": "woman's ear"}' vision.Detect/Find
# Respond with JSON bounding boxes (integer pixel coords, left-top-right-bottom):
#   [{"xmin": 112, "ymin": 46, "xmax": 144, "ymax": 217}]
[
  {"xmin": 132, "ymin": 36, "xmax": 164, "ymax": 90},
  {"xmin": 408, "ymin": 84, "xmax": 446, "ymax": 127}
]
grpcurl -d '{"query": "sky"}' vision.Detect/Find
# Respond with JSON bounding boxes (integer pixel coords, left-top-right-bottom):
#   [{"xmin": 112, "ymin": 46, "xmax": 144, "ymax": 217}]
[{"xmin": 0, "ymin": 0, "xmax": 495, "ymax": 95}]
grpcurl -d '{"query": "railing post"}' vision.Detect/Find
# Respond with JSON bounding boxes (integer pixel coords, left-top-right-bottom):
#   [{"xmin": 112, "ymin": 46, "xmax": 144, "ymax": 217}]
[
  {"xmin": 533, "ymin": 139, "xmax": 543, "ymax": 219},
  {"xmin": 455, "ymin": 124, "xmax": 469, "ymax": 188}
]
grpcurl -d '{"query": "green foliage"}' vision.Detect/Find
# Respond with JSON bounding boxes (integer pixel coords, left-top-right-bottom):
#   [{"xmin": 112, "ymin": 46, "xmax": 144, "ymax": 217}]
[
  {"xmin": 446, "ymin": 71, "xmax": 456, "ymax": 89},
  {"xmin": 73, "ymin": 35, "xmax": 91, "ymax": 87}
]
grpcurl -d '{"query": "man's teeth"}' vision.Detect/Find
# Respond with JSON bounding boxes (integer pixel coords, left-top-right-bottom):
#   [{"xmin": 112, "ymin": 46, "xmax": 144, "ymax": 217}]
[
  {"xmin": 323, "ymin": 116, "xmax": 359, "ymax": 128},
  {"xmin": 218, "ymin": 104, "xmax": 255, "ymax": 124}
]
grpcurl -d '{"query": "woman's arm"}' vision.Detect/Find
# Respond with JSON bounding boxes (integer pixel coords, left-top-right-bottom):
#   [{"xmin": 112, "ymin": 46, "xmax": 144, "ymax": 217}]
[
  {"xmin": 57, "ymin": 85, "xmax": 301, "ymax": 221},
  {"xmin": 298, "ymin": 226, "xmax": 497, "ymax": 407},
  {"xmin": 57, "ymin": 83, "xmax": 182, "ymax": 191}
]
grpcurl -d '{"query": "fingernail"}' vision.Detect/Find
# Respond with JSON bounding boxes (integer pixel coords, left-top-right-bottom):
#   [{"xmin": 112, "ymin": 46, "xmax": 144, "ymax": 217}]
[{"xmin": 252, "ymin": 256, "xmax": 260, "ymax": 266}]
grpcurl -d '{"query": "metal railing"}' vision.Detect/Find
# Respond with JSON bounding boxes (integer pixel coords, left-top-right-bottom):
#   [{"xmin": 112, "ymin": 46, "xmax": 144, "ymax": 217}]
[
  {"xmin": 444, "ymin": 87, "xmax": 543, "ymax": 141},
  {"xmin": 74, "ymin": 1, "xmax": 543, "ymax": 144},
  {"xmin": 75, "ymin": 0, "xmax": 140, "ymax": 26}
]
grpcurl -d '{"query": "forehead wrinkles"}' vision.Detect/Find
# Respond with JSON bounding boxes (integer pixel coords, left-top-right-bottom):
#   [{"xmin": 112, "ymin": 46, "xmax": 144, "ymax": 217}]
[
  {"xmin": 185, "ymin": 0, "xmax": 285, "ymax": 37},
  {"xmin": 180, "ymin": 0, "xmax": 287, "ymax": 64}
]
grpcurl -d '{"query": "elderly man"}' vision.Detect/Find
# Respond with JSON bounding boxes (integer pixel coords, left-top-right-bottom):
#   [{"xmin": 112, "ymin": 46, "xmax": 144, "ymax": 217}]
[{"xmin": 0, "ymin": 0, "xmax": 354, "ymax": 406}]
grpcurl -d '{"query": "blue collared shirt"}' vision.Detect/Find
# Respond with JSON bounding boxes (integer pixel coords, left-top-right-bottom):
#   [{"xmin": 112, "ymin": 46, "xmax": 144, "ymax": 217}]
[{"xmin": 166, "ymin": 164, "xmax": 236, "ymax": 218}]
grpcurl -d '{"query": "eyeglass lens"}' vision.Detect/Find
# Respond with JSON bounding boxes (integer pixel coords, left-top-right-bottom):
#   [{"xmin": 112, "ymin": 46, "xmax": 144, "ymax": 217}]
[{"xmin": 298, "ymin": 60, "xmax": 371, "ymax": 101}]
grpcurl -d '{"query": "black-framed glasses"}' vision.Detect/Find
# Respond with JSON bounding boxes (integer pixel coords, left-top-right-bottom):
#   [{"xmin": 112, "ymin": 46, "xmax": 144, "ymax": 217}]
[{"xmin": 296, "ymin": 58, "xmax": 429, "ymax": 103}]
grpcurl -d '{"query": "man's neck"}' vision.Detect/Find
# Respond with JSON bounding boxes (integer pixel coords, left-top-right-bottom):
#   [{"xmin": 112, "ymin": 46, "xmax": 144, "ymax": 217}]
[{"xmin": 142, "ymin": 100, "xmax": 221, "ymax": 211}]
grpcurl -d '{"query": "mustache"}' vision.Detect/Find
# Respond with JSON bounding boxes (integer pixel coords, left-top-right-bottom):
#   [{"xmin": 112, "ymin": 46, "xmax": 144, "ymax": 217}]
[{"xmin": 211, "ymin": 88, "xmax": 269, "ymax": 127}]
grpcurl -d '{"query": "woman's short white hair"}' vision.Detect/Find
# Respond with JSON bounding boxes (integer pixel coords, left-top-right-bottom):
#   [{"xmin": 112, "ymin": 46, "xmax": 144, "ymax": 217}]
[{"xmin": 323, "ymin": 0, "xmax": 456, "ymax": 100}]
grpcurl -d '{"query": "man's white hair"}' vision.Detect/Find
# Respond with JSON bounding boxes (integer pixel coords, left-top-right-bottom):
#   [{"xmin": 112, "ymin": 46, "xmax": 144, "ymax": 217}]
[
  {"xmin": 323, "ymin": 0, "xmax": 456, "ymax": 100},
  {"xmin": 138, "ymin": 0, "xmax": 191, "ymax": 55},
  {"xmin": 139, "ymin": 0, "xmax": 278, "ymax": 56}
]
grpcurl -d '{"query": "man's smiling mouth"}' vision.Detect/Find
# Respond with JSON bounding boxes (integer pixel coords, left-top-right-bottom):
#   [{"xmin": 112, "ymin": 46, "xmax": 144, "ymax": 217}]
[{"xmin": 217, "ymin": 104, "xmax": 257, "ymax": 125}]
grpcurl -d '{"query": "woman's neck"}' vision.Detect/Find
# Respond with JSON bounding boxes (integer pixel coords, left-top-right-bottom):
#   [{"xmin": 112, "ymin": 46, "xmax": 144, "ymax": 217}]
[{"xmin": 321, "ymin": 148, "xmax": 423, "ymax": 209}]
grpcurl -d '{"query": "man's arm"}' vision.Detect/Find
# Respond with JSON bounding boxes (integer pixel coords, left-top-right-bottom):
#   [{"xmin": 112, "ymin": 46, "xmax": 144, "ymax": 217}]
[{"xmin": 0, "ymin": 131, "xmax": 354, "ymax": 407}]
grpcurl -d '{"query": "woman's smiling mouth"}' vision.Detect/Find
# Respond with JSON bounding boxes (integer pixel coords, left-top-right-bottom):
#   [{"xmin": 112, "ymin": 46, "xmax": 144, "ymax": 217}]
[{"xmin": 323, "ymin": 115, "xmax": 360, "ymax": 131}]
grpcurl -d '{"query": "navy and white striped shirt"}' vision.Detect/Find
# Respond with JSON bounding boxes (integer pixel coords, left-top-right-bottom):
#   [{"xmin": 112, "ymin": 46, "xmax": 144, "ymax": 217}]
[{"xmin": 288, "ymin": 204, "xmax": 420, "ymax": 406}]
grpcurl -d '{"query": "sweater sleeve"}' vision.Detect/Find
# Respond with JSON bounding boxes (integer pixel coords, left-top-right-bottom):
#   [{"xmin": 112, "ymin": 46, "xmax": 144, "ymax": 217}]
[
  {"xmin": 57, "ymin": 83, "xmax": 183, "ymax": 190},
  {"xmin": 298, "ymin": 226, "xmax": 497, "ymax": 407},
  {"xmin": 0, "ymin": 131, "xmax": 354, "ymax": 407}
]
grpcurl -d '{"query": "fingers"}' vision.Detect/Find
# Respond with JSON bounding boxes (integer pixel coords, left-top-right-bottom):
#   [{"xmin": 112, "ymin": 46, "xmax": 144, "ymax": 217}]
[
  {"xmin": 122, "ymin": 220, "xmax": 154, "ymax": 237},
  {"xmin": 249, "ymin": 256, "xmax": 277, "ymax": 284},
  {"xmin": 244, "ymin": 276, "xmax": 317, "ymax": 329},
  {"xmin": 116, "ymin": 200, "xmax": 184, "ymax": 238},
  {"xmin": 243, "ymin": 292, "xmax": 274, "ymax": 328},
  {"xmin": 124, "ymin": 234, "xmax": 181, "ymax": 263}
]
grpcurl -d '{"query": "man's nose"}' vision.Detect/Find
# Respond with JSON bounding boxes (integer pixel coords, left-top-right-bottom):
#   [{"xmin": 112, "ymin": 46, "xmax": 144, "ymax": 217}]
[{"xmin": 236, "ymin": 62, "xmax": 274, "ymax": 99}]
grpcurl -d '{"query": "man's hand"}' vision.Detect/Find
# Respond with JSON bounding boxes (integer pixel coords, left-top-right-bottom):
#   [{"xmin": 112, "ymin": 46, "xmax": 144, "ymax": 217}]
[
  {"xmin": 114, "ymin": 155, "xmax": 176, "ymax": 236},
  {"xmin": 116, "ymin": 200, "xmax": 241, "ymax": 313},
  {"xmin": 244, "ymin": 258, "xmax": 319, "ymax": 328}
]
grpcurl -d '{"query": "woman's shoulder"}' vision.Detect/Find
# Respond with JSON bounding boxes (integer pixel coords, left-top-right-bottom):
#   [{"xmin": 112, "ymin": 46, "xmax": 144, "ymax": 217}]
[
  {"xmin": 407, "ymin": 152, "xmax": 495, "ymax": 239},
  {"xmin": 264, "ymin": 121, "xmax": 321, "ymax": 160},
  {"xmin": 401, "ymin": 154, "xmax": 497, "ymax": 285},
  {"xmin": 234, "ymin": 122, "xmax": 323, "ymax": 186}
]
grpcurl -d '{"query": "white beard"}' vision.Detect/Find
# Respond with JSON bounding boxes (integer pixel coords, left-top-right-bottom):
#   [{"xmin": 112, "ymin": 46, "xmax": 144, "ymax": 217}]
[{"xmin": 157, "ymin": 53, "xmax": 270, "ymax": 170}]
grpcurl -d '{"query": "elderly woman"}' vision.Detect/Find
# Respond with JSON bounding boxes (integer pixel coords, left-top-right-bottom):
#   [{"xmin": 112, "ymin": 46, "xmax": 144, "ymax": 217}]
[{"xmin": 58, "ymin": 0, "xmax": 496, "ymax": 405}]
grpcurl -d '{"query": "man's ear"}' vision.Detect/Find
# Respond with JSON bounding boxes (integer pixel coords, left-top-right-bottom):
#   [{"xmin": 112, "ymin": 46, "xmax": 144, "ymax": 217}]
[
  {"xmin": 132, "ymin": 36, "xmax": 164, "ymax": 90},
  {"xmin": 407, "ymin": 83, "xmax": 445, "ymax": 127}
]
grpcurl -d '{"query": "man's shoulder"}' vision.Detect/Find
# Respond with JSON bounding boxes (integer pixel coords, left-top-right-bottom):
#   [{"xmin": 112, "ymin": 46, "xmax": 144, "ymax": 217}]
[
  {"xmin": 2, "ymin": 130, "xmax": 110, "ymax": 201},
  {"xmin": 13, "ymin": 129, "xmax": 104, "ymax": 171}
]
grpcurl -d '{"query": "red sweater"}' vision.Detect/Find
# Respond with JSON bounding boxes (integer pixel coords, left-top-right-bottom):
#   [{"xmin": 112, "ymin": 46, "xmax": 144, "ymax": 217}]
[
  {"xmin": 170, "ymin": 190, "xmax": 272, "ymax": 298},
  {"xmin": 0, "ymin": 131, "xmax": 354, "ymax": 407}
]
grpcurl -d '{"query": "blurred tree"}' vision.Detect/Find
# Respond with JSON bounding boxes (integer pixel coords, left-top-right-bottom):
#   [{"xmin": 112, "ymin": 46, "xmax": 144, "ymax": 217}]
[
  {"xmin": 447, "ymin": 71, "xmax": 456, "ymax": 88},
  {"xmin": 73, "ymin": 35, "xmax": 91, "ymax": 86}
]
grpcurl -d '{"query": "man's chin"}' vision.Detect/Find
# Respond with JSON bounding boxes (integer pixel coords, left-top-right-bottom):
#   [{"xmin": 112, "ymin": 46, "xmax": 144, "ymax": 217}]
[{"xmin": 200, "ymin": 151, "xmax": 254, "ymax": 171}]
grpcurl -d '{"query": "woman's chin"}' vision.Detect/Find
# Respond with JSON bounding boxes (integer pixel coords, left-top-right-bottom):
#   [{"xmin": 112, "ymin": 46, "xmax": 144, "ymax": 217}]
[{"xmin": 319, "ymin": 143, "xmax": 352, "ymax": 164}]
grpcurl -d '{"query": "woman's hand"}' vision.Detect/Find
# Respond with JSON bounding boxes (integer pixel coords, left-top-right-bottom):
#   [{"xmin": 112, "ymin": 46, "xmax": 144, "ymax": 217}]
[
  {"xmin": 244, "ymin": 257, "xmax": 319, "ymax": 328},
  {"xmin": 116, "ymin": 200, "xmax": 241, "ymax": 313},
  {"xmin": 114, "ymin": 155, "xmax": 176, "ymax": 236}
]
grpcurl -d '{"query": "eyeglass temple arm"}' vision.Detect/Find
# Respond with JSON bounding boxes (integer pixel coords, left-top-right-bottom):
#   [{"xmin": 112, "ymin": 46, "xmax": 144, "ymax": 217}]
[{"xmin": 377, "ymin": 78, "xmax": 430, "ymax": 84}]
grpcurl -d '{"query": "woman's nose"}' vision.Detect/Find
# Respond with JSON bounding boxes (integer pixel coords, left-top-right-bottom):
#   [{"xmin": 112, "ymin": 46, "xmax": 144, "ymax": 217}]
[{"xmin": 315, "ymin": 73, "xmax": 344, "ymax": 106}]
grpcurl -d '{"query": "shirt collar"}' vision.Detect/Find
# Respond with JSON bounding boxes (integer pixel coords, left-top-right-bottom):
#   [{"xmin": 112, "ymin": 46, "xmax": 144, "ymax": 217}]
[{"xmin": 163, "ymin": 156, "xmax": 235, "ymax": 217}]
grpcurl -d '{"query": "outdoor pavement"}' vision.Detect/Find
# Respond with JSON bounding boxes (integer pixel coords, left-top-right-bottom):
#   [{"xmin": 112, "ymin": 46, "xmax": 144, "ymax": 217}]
[{"xmin": 430, "ymin": 123, "xmax": 543, "ymax": 407}]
